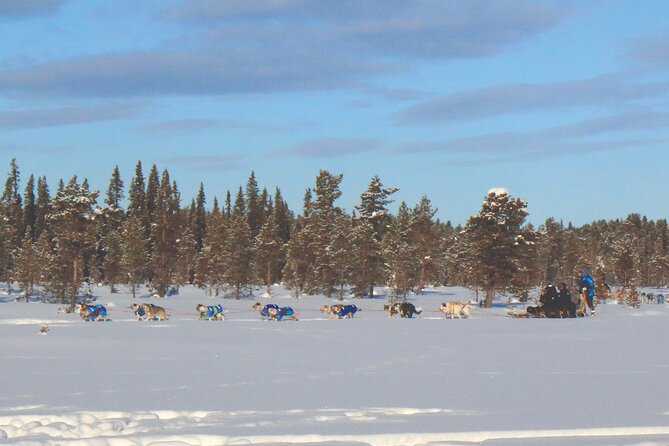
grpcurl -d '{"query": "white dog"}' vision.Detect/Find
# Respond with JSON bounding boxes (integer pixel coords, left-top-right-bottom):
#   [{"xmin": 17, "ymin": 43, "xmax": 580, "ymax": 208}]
[{"xmin": 440, "ymin": 301, "xmax": 471, "ymax": 319}]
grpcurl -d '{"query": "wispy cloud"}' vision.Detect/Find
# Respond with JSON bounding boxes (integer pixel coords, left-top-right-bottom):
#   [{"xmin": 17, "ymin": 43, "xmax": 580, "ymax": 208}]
[
  {"xmin": 0, "ymin": 102, "xmax": 143, "ymax": 128},
  {"xmin": 392, "ymin": 75, "xmax": 669, "ymax": 124},
  {"xmin": 168, "ymin": 0, "xmax": 570, "ymax": 59},
  {"xmin": 276, "ymin": 137, "xmax": 385, "ymax": 158},
  {"xmin": 625, "ymin": 34, "xmax": 669, "ymax": 71},
  {"xmin": 0, "ymin": 1, "xmax": 570, "ymax": 100},
  {"xmin": 0, "ymin": 0, "xmax": 66, "ymax": 19},
  {"xmin": 390, "ymin": 109, "xmax": 669, "ymax": 165}
]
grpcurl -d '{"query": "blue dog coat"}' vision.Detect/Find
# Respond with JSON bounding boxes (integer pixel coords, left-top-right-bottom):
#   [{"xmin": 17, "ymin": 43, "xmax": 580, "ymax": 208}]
[
  {"xmin": 260, "ymin": 304, "xmax": 280, "ymax": 318},
  {"xmin": 275, "ymin": 307, "xmax": 294, "ymax": 321},
  {"xmin": 84, "ymin": 304, "xmax": 107, "ymax": 320},
  {"xmin": 337, "ymin": 305, "xmax": 358, "ymax": 318}
]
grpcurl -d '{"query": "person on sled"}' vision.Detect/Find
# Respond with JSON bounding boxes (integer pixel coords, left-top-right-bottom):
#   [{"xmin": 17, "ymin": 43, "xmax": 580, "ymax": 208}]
[
  {"xmin": 578, "ymin": 268, "xmax": 596, "ymax": 316},
  {"xmin": 557, "ymin": 282, "xmax": 576, "ymax": 318}
]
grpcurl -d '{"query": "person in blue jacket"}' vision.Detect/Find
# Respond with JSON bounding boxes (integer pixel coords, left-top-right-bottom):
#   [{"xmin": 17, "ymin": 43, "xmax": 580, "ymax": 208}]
[{"xmin": 578, "ymin": 267, "xmax": 596, "ymax": 316}]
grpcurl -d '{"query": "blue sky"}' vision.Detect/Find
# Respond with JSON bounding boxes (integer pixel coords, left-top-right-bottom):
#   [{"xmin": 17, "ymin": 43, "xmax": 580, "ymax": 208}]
[{"xmin": 1, "ymin": 0, "xmax": 669, "ymax": 226}]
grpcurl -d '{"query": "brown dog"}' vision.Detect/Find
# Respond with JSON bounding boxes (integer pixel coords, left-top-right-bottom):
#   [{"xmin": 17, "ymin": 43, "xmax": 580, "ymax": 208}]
[
  {"xmin": 131, "ymin": 303, "xmax": 169, "ymax": 321},
  {"xmin": 320, "ymin": 304, "xmax": 344, "ymax": 318}
]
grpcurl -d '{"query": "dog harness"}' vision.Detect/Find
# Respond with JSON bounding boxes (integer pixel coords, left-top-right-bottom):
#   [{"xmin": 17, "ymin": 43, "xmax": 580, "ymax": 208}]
[
  {"xmin": 274, "ymin": 307, "xmax": 294, "ymax": 321},
  {"xmin": 201, "ymin": 304, "xmax": 223, "ymax": 319},
  {"xmin": 260, "ymin": 304, "xmax": 280, "ymax": 318},
  {"xmin": 84, "ymin": 304, "xmax": 107, "ymax": 320},
  {"xmin": 337, "ymin": 305, "xmax": 358, "ymax": 318}
]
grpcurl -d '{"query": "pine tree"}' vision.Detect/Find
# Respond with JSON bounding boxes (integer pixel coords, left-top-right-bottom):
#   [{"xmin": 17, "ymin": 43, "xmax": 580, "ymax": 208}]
[
  {"xmin": 254, "ymin": 214, "xmax": 284, "ymax": 296},
  {"xmin": 463, "ymin": 190, "xmax": 528, "ymax": 308},
  {"xmin": 148, "ymin": 169, "xmax": 179, "ymax": 297},
  {"xmin": 23, "ymin": 175, "xmax": 36, "ymax": 241},
  {"xmin": 245, "ymin": 171, "xmax": 262, "ymax": 238},
  {"xmin": 409, "ymin": 195, "xmax": 440, "ymax": 293},
  {"xmin": 352, "ymin": 175, "xmax": 397, "ymax": 297},
  {"xmin": 382, "ymin": 202, "xmax": 418, "ymax": 301},
  {"xmin": 105, "ymin": 165, "xmax": 124, "ymax": 207},
  {"xmin": 35, "ymin": 176, "xmax": 50, "ymax": 238},
  {"xmin": 233, "ymin": 186, "xmax": 246, "ymax": 217},
  {"xmin": 127, "ymin": 161, "xmax": 146, "ymax": 219},
  {"xmin": 193, "ymin": 183, "xmax": 206, "ymax": 253},
  {"xmin": 174, "ymin": 221, "xmax": 197, "ymax": 287},
  {"xmin": 47, "ymin": 176, "xmax": 99, "ymax": 309},
  {"xmin": 196, "ymin": 201, "xmax": 226, "ymax": 294},
  {"xmin": 283, "ymin": 217, "xmax": 312, "ymax": 298},
  {"xmin": 307, "ymin": 170, "xmax": 345, "ymax": 297},
  {"xmin": 223, "ymin": 213, "xmax": 253, "ymax": 299},
  {"xmin": 120, "ymin": 215, "xmax": 148, "ymax": 299},
  {"xmin": 145, "ymin": 164, "xmax": 160, "ymax": 221},
  {"xmin": 15, "ymin": 233, "xmax": 40, "ymax": 301},
  {"xmin": 273, "ymin": 187, "xmax": 292, "ymax": 243}
]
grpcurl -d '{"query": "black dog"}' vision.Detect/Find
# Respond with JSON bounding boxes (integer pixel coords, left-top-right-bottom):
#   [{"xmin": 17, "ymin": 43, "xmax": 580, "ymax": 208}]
[{"xmin": 386, "ymin": 302, "xmax": 422, "ymax": 318}]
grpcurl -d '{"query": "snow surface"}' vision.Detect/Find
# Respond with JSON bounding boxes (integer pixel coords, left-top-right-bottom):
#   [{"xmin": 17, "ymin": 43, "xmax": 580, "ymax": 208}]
[{"xmin": 2, "ymin": 285, "xmax": 669, "ymax": 445}]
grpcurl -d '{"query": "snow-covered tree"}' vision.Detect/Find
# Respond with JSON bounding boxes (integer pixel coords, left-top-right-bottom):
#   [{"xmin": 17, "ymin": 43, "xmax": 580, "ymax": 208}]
[
  {"xmin": 463, "ymin": 190, "xmax": 528, "ymax": 308},
  {"xmin": 47, "ymin": 176, "xmax": 98, "ymax": 309},
  {"xmin": 352, "ymin": 175, "xmax": 397, "ymax": 297}
]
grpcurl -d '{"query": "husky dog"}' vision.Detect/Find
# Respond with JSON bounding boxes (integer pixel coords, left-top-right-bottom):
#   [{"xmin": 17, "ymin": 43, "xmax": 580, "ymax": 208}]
[
  {"xmin": 320, "ymin": 304, "xmax": 344, "ymax": 318},
  {"xmin": 196, "ymin": 304, "xmax": 225, "ymax": 321},
  {"xmin": 335, "ymin": 304, "xmax": 359, "ymax": 318},
  {"xmin": 253, "ymin": 302, "xmax": 280, "ymax": 319},
  {"xmin": 131, "ymin": 303, "xmax": 169, "ymax": 321},
  {"xmin": 267, "ymin": 306, "xmax": 297, "ymax": 321},
  {"xmin": 76, "ymin": 303, "xmax": 108, "ymax": 321},
  {"xmin": 385, "ymin": 302, "xmax": 422, "ymax": 318},
  {"xmin": 440, "ymin": 301, "xmax": 471, "ymax": 319}
]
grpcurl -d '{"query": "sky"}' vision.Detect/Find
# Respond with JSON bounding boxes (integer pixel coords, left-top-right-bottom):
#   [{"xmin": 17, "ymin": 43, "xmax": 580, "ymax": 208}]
[{"xmin": 1, "ymin": 0, "xmax": 669, "ymax": 226}]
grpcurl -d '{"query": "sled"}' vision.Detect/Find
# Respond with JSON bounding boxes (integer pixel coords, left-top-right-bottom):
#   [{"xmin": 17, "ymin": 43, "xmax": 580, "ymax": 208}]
[{"xmin": 507, "ymin": 311, "xmax": 532, "ymax": 318}]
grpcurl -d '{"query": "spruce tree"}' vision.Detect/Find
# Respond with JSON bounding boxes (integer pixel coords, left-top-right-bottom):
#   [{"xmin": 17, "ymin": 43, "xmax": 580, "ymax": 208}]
[
  {"xmin": 23, "ymin": 175, "xmax": 36, "ymax": 241},
  {"xmin": 254, "ymin": 214, "xmax": 284, "ymax": 296},
  {"xmin": 128, "ymin": 161, "xmax": 146, "ymax": 218},
  {"xmin": 148, "ymin": 170, "xmax": 179, "ymax": 297},
  {"xmin": 105, "ymin": 165, "xmax": 124, "ymax": 208},
  {"xmin": 223, "ymin": 213, "xmax": 253, "ymax": 299},
  {"xmin": 245, "ymin": 171, "xmax": 262, "ymax": 238},
  {"xmin": 382, "ymin": 202, "xmax": 418, "ymax": 301},
  {"xmin": 121, "ymin": 215, "xmax": 148, "ymax": 299},
  {"xmin": 193, "ymin": 183, "xmax": 207, "ymax": 253},
  {"xmin": 283, "ymin": 217, "xmax": 312, "ymax": 298},
  {"xmin": 352, "ymin": 175, "xmax": 397, "ymax": 297},
  {"xmin": 409, "ymin": 195, "xmax": 439, "ymax": 293},
  {"xmin": 15, "ymin": 233, "xmax": 40, "ymax": 301},
  {"xmin": 35, "ymin": 176, "xmax": 50, "ymax": 239}
]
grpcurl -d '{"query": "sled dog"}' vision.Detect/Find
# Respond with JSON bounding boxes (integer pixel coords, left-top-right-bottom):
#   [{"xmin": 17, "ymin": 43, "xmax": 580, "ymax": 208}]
[
  {"xmin": 253, "ymin": 302, "xmax": 280, "ymax": 319},
  {"xmin": 76, "ymin": 303, "xmax": 108, "ymax": 321},
  {"xmin": 267, "ymin": 306, "xmax": 297, "ymax": 321},
  {"xmin": 385, "ymin": 302, "xmax": 422, "ymax": 318},
  {"xmin": 440, "ymin": 301, "xmax": 471, "ymax": 319},
  {"xmin": 196, "ymin": 304, "xmax": 225, "ymax": 320},
  {"xmin": 320, "ymin": 304, "xmax": 344, "ymax": 318},
  {"xmin": 131, "ymin": 303, "xmax": 169, "ymax": 321}
]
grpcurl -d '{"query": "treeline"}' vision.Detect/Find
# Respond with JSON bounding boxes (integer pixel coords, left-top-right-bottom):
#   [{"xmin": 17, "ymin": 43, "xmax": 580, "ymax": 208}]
[{"xmin": 0, "ymin": 159, "xmax": 666, "ymax": 308}]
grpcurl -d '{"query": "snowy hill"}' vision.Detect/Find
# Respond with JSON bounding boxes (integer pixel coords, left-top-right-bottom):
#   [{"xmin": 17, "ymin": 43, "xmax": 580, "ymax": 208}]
[{"xmin": 1, "ymin": 285, "xmax": 669, "ymax": 445}]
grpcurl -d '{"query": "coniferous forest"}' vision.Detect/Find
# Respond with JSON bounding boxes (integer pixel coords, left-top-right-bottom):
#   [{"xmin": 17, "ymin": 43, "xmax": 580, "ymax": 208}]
[{"xmin": 1, "ymin": 158, "xmax": 666, "ymax": 308}]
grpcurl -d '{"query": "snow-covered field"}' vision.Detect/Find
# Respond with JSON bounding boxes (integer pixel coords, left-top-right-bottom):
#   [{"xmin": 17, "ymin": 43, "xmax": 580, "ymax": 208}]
[{"xmin": 2, "ymin": 285, "xmax": 669, "ymax": 445}]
